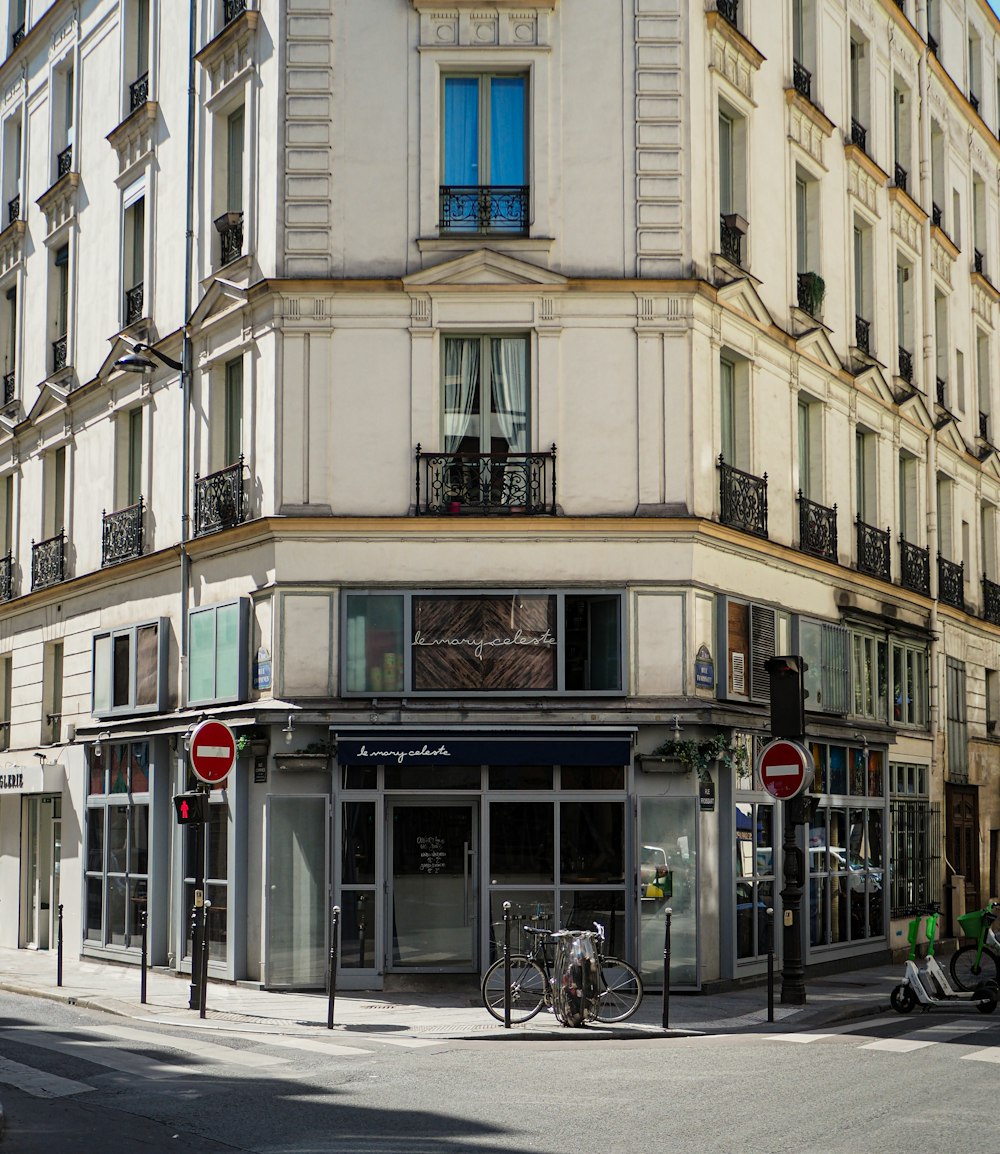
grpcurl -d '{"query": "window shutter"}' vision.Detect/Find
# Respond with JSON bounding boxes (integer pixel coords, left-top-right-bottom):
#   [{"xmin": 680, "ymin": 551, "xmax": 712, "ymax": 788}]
[
  {"xmin": 821, "ymin": 623, "xmax": 850, "ymax": 713},
  {"xmin": 750, "ymin": 603, "xmax": 775, "ymax": 702}
]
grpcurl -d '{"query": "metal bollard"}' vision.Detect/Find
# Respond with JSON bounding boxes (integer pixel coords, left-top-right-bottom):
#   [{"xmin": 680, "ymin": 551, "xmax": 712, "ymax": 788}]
[
  {"xmin": 766, "ymin": 906, "xmax": 775, "ymax": 1023},
  {"xmin": 661, "ymin": 906, "xmax": 672, "ymax": 1030},
  {"xmin": 327, "ymin": 906, "xmax": 341, "ymax": 1030},
  {"xmin": 140, "ymin": 909, "xmax": 148, "ymax": 1005},
  {"xmin": 188, "ymin": 904, "xmax": 200, "ymax": 1011},
  {"xmin": 199, "ymin": 901, "xmax": 211, "ymax": 1019},
  {"xmin": 503, "ymin": 901, "xmax": 512, "ymax": 1030},
  {"xmin": 57, "ymin": 904, "xmax": 64, "ymax": 988}
]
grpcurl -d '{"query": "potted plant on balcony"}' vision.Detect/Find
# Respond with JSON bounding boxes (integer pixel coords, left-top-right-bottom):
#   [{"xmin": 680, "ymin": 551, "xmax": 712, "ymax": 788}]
[{"xmin": 797, "ymin": 271, "xmax": 826, "ymax": 318}]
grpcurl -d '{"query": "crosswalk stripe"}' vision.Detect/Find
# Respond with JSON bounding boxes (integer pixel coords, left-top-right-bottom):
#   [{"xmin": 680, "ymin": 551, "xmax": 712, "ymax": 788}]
[
  {"xmin": 764, "ymin": 1033, "xmax": 835, "ymax": 1044},
  {"xmin": 76, "ymin": 1026, "xmax": 288, "ymax": 1068},
  {"xmin": 960, "ymin": 1048, "xmax": 1000, "ymax": 1063},
  {"xmin": 0, "ymin": 1055, "xmax": 93, "ymax": 1098},
  {"xmin": 860, "ymin": 1038, "xmax": 934, "ymax": 1052}
]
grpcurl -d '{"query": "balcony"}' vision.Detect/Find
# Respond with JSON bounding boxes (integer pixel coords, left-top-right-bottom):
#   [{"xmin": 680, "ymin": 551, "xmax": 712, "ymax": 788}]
[
  {"xmin": 851, "ymin": 118, "xmax": 867, "ymax": 153},
  {"xmin": 792, "ymin": 60, "xmax": 811, "ymax": 101},
  {"xmin": 716, "ymin": 0, "xmax": 738, "ymax": 28},
  {"xmin": 856, "ymin": 518, "xmax": 890, "ymax": 582},
  {"xmin": 932, "ymin": 202, "xmax": 943, "ymax": 228},
  {"xmin": 124, "ymin": 283, "xmax": 144, "ymax": 327},
  {"xmin": 796, "ymin": 271, "xmax": 825, "ymax": 318},
  {"xmin": 6, "ymin": 195, "xmax": 18, "ymax": 227},
  {"xmin": 51, "ymin": 334, "xmax": 67, "ymax": 373},
  {"xmin": 194, "ymin": 458, "xmax": 247, "ymax": 536},
  {"xmin": 102, "ymin": 499, "xmax": 144, "ymax": 567},
  {"xmin": 937, "ymin": 555, "xmax": 964, "ymax": 611},
  {"xmin": 894, "ymin": 162, "xmax": 908, "ymax": 194},
  {"xmin": 984, "ymin": 576, "xmax": 1000, "ymax": 626},
  {"xmin": 416, "ymin": 446, "xmax": 557, "ymax": 516},
  {"xmin": 0, "ymin": 553, "xmax": 12, "ymax": 602},
  {"xmin": 11, "ymin": 25, "xmax": 23, "ymax": 51},
  {"xmin": 855, "ymin": 315, "xmax": 871, "ymax": 355},
  {"xmin": 129, "ymin": 72, "xmax": 149, "ymax": 114},
  {"xmin": 56, "ymin": 145, "xmax": 72, "ymax": 180},
  {"xmin": 31, "ymin": 531, "xmax": 64, "ymax": 591},
  {"xmin": 974, "ymin": 249, "xmax": 985, "ymax": 275},
  {"xmin": 224, "ymin": 0, "xmax": 248, "ymax": 25},
  {"xmin": 897, "ymin": 346, "xmax": 913, "ymax": 385},
  {"xmin": 718, "ymin": 457, "xmax": 767, "ymax": 539},
  {"xmin": 720, "ymin": 213, "xmax": 747, "ymax": 267},
  {"xmin": 970, "ymin": 92, "xmax": 980, "ymax": 114},
  {"xmin": 439, "ymin": 186, "xmax": 529, "ymax": 236},
  {"xmin": 214, "ymin": 211, "xmax": 244, "ymax": 265},
  {"xmin": 797, "ymin": 492, "xmax": 837, "ymax": 562},
  {"xmin": 936, "ymin": 377, "xmax": 946, "ymax": 407},
  {"xmin": 3, "ymin": 370, "xmax": 13, "ymax": 407},
  {"xmin": 980, "ymin": 411, "xmax": 990, "ymax": 443},
  {"xmin": 899, "ymin": 538, "xmax": 930, "ymax": 596}
]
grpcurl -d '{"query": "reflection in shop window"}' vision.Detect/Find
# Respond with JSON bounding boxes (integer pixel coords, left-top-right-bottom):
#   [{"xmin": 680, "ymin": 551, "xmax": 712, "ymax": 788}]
[
  {"xmin": 638, "ymin": 797, "xmax": 697, "ymax": 987},
  {"xmin": 735, "ymin": 802, "xmax": 775, "ymax": 961}
]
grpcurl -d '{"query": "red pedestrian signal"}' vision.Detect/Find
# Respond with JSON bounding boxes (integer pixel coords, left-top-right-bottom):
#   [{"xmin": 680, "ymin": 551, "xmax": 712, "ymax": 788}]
[{"xmin": 174, "ymin": 792, "xmax": 209, "ymax": 825}]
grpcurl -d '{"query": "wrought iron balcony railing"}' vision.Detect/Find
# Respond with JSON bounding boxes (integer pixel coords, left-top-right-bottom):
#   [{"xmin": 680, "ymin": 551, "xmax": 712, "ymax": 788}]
[
  {"xmin": 974, "ymin": 249, "xmax": 985, "ymax": 275},
  {"xmin": 416, "ymin": 445, "xmax": 557, "ymax": 516},
  {"xmin": 0, "ymin": 553, "xmax": 12, "ymax": 602},
  {"xmin": 11, "ymin": 24, "xmax": 23, "ymax": 51},
  {"xmin": 129, "ymin": 72, "xmax": 149, "ymax": 113},
  {"xmin": 31, "ymin": 530, "xmax": 64, "ymax": 591},
  {"xmin": 932, "ymin": 202, "xmax": 943, "ymax": 227},
  {"xmin": 3, "ymin": 370, "xmax": 14, "ymax": 407},
  {"xmin": 970, "ymin": 91, "xmax": 980, "ymax": 113},
  {"xmin": 937, "ymin": 554, "xmax": 964, "ymax": 610},
  {"xmin": 194, "ymin": 457, "xmax": 247, "ymax": 536},
  {"xmin": 928, "ymin": 34, "xmax": 938, "ymax": 55},
  {"xmin": 893, "ymin": 0, "xmax": 905, "ymax": 10},
  {"xmin": 796, "ymin": 271, "xmax": 824, "ymax": 317},
  {"xmin": 718, "ymin": 456, "xmax": 767, "ymax": 539},
  {"xmin": 716, "ymin": 0, "xmax": 738, "ymax": 28},
  {"xmin": 855, "ymin": 315, "xmax": 871, "ymax": 354},
  {"xmin": 792, "ymin": 60, "xmax": 812, "ymax": 100},
  {"xmin": 856, "ymin": 518, "xmax": 890, "ymax": 581},
  {"xmin": 720, "ymin": 213, "xmax": 746, "ymax": 266},
  {"xmin": 124, "ymin": 283, "xmax": 144, "ymax": 327},
  {"xmin": 214, "ymin": 211, "xmax": 244, "ymax": 265},
  {"xmin": 7, "ymin": 195, "xmax": 18, "ymax": 227},
  {"xmin": 936, "ymin": 377, "xmax": 946, "ymax": 407},
  {"xmin": 102, "ymin": 499, "xmax": 144, "ymax": 567},
  {"xmin": 224, "ymin": 0, "xmax": 248, "ymax": 25},
  {"xmin": 894, "ymin": 162, "xmax": 908, "ymax": 193},
  {"xmin": 980, "ymin": 410, "xmax": 990, "ymax": 442},
  {"xmin": 984, "ymin": 576, "xmax": 1000, "ymax": 626},
  {"xmin": 52, "ymin": 333, "xmax": 67, "ymax": 373},
  {"xmin": 898, "ymin": 345, "xmax": 913, "ymax": 384},
  {"xmin": 56, "ymin": 145, "xmax": 72, "ymax": 179},
  {"xmin": 797, "ymin": 492, "xmax": 838, "ymax": 561},
  {"xmin": 851, "ymin": 118, "xmax": 868, "ymax": 153},
  {"xmin": 439, "ymin": 185, "xmax": 529, "ymax": 235},
  {"xmin": 899, "ymin": 537, "xmax": 930, "ymax": 596}
]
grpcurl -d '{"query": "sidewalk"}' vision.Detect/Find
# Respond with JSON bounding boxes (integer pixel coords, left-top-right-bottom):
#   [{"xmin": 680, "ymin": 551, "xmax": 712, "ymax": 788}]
[{"xmin": 0, "ymin": 946, "xmax": 898, "ymax": 1041}]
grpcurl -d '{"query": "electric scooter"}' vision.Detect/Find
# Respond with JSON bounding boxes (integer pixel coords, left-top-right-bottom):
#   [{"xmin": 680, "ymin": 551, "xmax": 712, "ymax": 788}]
[{"xmin": 891, "ymin": 906, "xmax": 997, "ymax": 1014}]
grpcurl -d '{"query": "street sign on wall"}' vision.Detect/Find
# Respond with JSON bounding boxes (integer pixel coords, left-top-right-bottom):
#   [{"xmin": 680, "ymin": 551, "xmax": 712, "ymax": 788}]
[
  {"xmin": 189, "ymin": 719, "xmax": 237, "ymax": 785},
  {"xmin": 755, "ymin": 738, "xmax": 813, "ymax": 800}
]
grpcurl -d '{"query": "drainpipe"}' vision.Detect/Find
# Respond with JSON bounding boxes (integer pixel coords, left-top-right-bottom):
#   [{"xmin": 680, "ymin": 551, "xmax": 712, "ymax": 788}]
[{"xmin": 180, "ymin": 0, "xmax": 197, "ymax": 706}]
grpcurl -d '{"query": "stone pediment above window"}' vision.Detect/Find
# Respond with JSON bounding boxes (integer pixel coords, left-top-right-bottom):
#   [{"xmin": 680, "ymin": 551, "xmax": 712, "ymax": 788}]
[
  {"xmin": 897, "ymin": 388, "xmax": 933, "ymax": 431},
  {"xmin": 796, "ymin": 326, "xmax": 842, "ymax": 374},
  {"xmin": 106, "ymin": 100, "xmax": 158, "ymax": 182},
  {"xmin": 716, "ymin": 276, "xmax": 772, "ymax": 327},
  {"xmin": 707, "ymin": 8, "xmax": 765, "ymax": 103},
  {"xmin": 0, "ymin": 218, "xmax": 25, "ymax": 281},
  {"xmin": 196, "ymin": 6, "xmax": 259, "ymax": 102},
  {"xmin": 852, "ymin": 364, "xmax": 894, "ymax": 406},
  {"xmin": 404, "ymin": 247, "xmax": 567, "ymax": 288},
  {"xmin": 410, "ymin": 1, "xmax": 557, "ymax": 49},
  {"xmin": 36, "ymin": 172, "xmax": 79, "ymax": 240}
]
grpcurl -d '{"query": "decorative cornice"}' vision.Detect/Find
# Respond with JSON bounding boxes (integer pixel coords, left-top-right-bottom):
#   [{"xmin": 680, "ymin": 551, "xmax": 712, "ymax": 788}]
[
  {"xmin": 196, "ymin": 9, "xmax": 259, "ymax": 101},
  {"xmin": 35, "ymin": 172, "xmax": 79, "ymax": 239},
  {"xmin": 0, "ymin": 219, "xmax": 26, "ymax": 280},
  {"xmin": 106, "ymin": 100, "xmax": 158, "ymax": 180}
]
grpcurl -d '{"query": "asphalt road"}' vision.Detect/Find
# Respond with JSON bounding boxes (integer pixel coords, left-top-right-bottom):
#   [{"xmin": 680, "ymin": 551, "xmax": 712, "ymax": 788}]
[{"xmin": 0, "ymin": 991, "xmax": 997, "ymax": 1153}]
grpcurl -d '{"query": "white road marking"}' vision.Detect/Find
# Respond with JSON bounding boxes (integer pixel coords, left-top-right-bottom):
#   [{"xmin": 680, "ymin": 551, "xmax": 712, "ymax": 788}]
[
  {"xmin": 0, "ymin": 1055, "xmax": 93, "ymax": 1098},
  {"xmin": 76, "ymin": 1026, "xmax": 288, "ymax": 1067},
  {"xmin": 764, "ymin": 1033, "xmax": 835, "ymax": 1044},
  {"xmin": 860, "ymin": 1038, "xmax": 934, "ymax": 1053},
  {"xmin": 960, "ymin": 1048, "xmax": 1000, "ymax": 1063}
]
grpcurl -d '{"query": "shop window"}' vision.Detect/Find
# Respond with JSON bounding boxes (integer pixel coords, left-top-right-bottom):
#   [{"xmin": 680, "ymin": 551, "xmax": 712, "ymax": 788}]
[
  {"xmin": 891, "ymin": 641, "xmax": 928, "ymax": 727},
  {"xmin": 188, "ymin": 597, "xmax": 249, "ymax": 706},
  {"xmin": 851, "ymin": 632, "xmax": 887, "ymax": 720},
  {"xmin": 808, "ymin": 803, "xmax": 885, "ymax": 946},
  {"xmin": 85, "ymin": 742, "xmax": 149, "ymax": 949},
  {"xmin": 92, "ymin": 619, "xmax": 167, "ymax": 718},
  {"xmin": 182, "ymin": 796, "xmax": 229, "ymax": 966},
  {"xmin": 735, "ymin": 801, "xmax": 774, "ymax": 962},
  {"xmin": 797, "ymin": 618, "xmax": 849, "ymax": 714},
  {"xmin": 638, "ymin": 796, "xmax": 697, "ymax": 987},
  {"xmin": 340, "ymin": 800, "xmax": 376, "ymax": 972},
  {"xmin": 889, "ymin": 762, "xmax": 933, "ymax": 917}
]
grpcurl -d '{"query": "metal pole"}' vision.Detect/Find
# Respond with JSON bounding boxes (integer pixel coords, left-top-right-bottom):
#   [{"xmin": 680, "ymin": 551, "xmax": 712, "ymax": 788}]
[
  {"xmin": 661, "ymin": 906, "xmax": 672, "ymax": 1030},
  {"xmin": 327, "ymin": 906, "xmax": 341, "ymax": 1030},
  {"xmin": 199, "ymin": 901, "xmax": 211, "ymax": 1019},
  {"xmin": 56, "ymin": 903, "xmax": 64, "ymax": 987},
  {"xmin": 766, "ymin": 906, "xmax": 774, "ymax": 1023},
  {"xmin": 503, "ymin": 901, "xmax": 512, "ymax": 1029},
  {"xmin": 140, "ymin": 908, "xmax": 148, "ymax": 1005},
  {"xmin": 188, "ymin": 818, "xmax": 203, "ymax": 1010},
  {"xmin": 780, "ymin": 798, "xmax": 807, "ymax": 1005}
]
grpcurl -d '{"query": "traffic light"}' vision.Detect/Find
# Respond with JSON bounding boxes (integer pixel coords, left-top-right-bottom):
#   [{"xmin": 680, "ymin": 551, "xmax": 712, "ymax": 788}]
[
  {"xmin": 174, "ymin": 792, "xmax": 209, "ymax": 825},
  {"xmin": 765, "ymin": 654, "xmax": 808, "ymax": 739}
]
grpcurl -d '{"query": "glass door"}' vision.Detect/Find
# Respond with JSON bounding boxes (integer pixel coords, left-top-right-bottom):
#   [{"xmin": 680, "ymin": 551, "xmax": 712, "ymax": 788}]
[
  {"xmin": 388, "ymin": 802, "xmax": 477, "ymax": 970},
  {"xmin": 23, "ymin": 796, "xmax": 58, "ymax": 949}
]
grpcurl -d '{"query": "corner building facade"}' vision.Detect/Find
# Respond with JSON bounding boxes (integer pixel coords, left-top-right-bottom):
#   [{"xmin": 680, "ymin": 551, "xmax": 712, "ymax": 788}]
[{"xmin": 0, "ymin": 0, "xmax": 998, "ymax": 993}]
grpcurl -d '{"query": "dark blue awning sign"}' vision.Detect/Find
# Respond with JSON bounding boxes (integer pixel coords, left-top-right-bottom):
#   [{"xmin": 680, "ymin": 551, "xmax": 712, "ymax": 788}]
[{"xmin": 334, "ymin": 731, "xmax": 633, "ymax": 768}]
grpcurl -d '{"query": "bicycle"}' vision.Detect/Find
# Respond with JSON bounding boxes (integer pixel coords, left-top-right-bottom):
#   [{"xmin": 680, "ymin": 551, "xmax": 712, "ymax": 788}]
[
  {"xmin": 949, "ymin": 899, "xmax": 1000, "ymax": 991},
  {"xmin": 481, "ymin": 921, "xmax": 643, "ymax": 1025}
]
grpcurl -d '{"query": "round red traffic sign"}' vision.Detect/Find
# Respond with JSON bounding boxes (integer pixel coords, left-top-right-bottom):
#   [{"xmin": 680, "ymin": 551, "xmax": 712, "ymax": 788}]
[
  {"xmin": 189, "ymin": 719, "xmax": 237, "ymax": 785},
  {"xmin": 756, "ymin": 738, "xmax": 813, "ymax": 800}
]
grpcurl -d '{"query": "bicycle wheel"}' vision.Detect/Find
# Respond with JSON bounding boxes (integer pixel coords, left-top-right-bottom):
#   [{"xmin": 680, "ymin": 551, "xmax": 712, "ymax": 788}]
[
  {"xmin": 591, "ymin": 957, "xmax": 643, "ymax": 1023},
  {"xmin": 481, "ymin": 955, "xmax": 547, "ymax": 1023},
  {"xmin": 949, "ymin": 945, "xmax": 1000, "ymax": 991}
]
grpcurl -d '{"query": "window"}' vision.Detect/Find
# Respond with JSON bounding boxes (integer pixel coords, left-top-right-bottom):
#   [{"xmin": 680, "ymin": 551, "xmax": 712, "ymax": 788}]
[
  {"xmin": 930, "ymin": 121, "xmax": 944, "ymax": 225},
  {"xmin": 224, "ymin": 358, "xmax": 242, "ymax": 466},
  {"xmin": 849, "ymin": 31, "xmax": 870, "ymax": 148},
  {"xmin": 927, "ymin": 0, "xmax": 939, "ymax": 52},
  {"xmin": 442, "ymin": 334, "xmax": 528, "ymax": 462},
  {"xmin": 855, "ymin": 428, "xmax": 876, "ymax": 525},
  {"xmin": 853, "ymin": 219, "xmax": 872, "ymax": 352},
  {"xmin": 50, "ymin": 243, "xmax": 69, "ymax": 372},
  {"xmin": 122, "ymin": 407, "xmax": 143, "ymax": 508},
  {"xmin": 795, "ymin": 170, "xmax": 822, "ymax": 316},
  {"xmin": 791, "ymin": 0, "xmax": 816, "ymax": 97},
  {"xmin": 125, "ymin": 0, "xmax": 150, "ymax": 114},
  {"xmin": 720, "ymin": 354, "xmax": 750, "ymax": 470},
  {"xmin": 85, "ymin": 742, "xmax": 150, "ymax": 950},
  {"xmin": 977, "ymin": 330, "xmax": 991, "ymax": 440},
  {"xmin": 852, "ymin": 632, "xmax": 887, "ymax": 720},
  {"xmin": 898, "ymin": 451, "xmax": 918, "ymax": 543},
  {"xmin": 0, "ymin": 653, "xmax": 11, "ymax": 751},
  {"xmin": 797, "ymin": 396, "xmax": 822, "ymax": 499},
  {"xmin": 893, "ymin": 78, "xmax": 911, "ymax": 190},
  {"xmin": 953, "ymin": 187, "xmax": 962, "ymax": 249},
  {"xmin": 441, "ymin": 74, "xmax": 527, "ymax": 235},
  {"xmin": 937, "ymin": 474, "xmax": 954, "ymax": 558},
  {"xmin": 718, "ymin": 105, "xmax": 747, "ymax": 264},
  {"xmin": 934, "ymin": 290, "xmax": 948, "ymax": 403},
  {"xmin": 188, "ymin": 598, "xmax": 250, "ymax": 706},
  {"xmin": 973, "ymin": 176, "xmax": 986, "ymax": 275},
  {"xmin": 956, "ymin": 348, "xmax": 965, "ymax": 415},
  {"xmin": 987, "ymin": 668, "xmax": 1000, "ymax": 733},
  {"xmin": 214, "ymin": 104, "xmax": 245, "ymax": 264},
  {"xmin": 946, "ymin": 658, "xmax": 968, "ymax": 780},
  {"xmin": 44, "ymin": 445, "xmax": 65, "ymax": 540},
  {"xmin": 8, "ymin": 1, "xmax": 24, "ymax": 52},
  {"xmin": 42, "ymin": 640, "xmax": 62, "ymax": 744},
  {"xmin": 982, "ymin": 503, "xmax": 997, "ymax": 583},
  {"xmin": 1, "ymin": 283, "xmax": 15, "ymax": 398},
  {"xmin": 717, "ymin": 597, "xmax": 788, "ymax": 704},
  {"xmin": 122, "ymin": 183, "xmax": 145, "ymax": 327},
  {"xmin": 182, "ymin": 794, "xmax": 229, "ymax": 967},
  {"xmin": 896, "ymin": 261, "xmax": 913, "ymax": 381},
  {"xmin": 3, "ymin": 111, "xmax": 21, "ymax": 224},
  {"xmin": 968, "ymin": 27, "xmax": 982, "ymax": 109},
  {"xmin": 797, "ymin": 618, "xmax": 850, "ymax": 714},
  {"xmin": 891, "ymin": 641, "xmax": 928, "ymax": 727},
  {"xmin": 52, "ymin": 61, "xmax": 74, "ymax": 182},
  {"xmin": 92, "ymin": 619, "xmax": 167, "ymax": 718},
  {"xmin": 889, "ymin": 762, "xmax": 932, "ymax": 917}
]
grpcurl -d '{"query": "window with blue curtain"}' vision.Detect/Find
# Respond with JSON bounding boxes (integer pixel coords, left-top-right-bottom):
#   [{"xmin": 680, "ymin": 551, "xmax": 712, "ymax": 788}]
[{"xmin": 441, "ymin": 75, "xmax": 527, "ymax": 233}]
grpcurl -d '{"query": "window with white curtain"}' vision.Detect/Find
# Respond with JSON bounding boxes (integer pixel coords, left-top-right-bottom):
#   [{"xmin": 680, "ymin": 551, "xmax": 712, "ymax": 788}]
[{"xmin": 442, "ymin": 334, "xmax": 529, "ymax": 455}]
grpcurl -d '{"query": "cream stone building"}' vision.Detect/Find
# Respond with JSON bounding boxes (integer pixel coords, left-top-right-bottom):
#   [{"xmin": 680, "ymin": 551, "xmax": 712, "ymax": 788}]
[{"xmin": 0, "ymin": 0, "xmax": 998, "ymax": 995}]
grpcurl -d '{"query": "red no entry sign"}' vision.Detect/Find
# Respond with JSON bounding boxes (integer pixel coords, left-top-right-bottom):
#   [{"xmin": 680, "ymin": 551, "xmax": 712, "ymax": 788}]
[
  {"xmin": 189, "ymin": 719, "xmax": 237, "ymax": 785},
  {"xmin": 756, "ymin": 738, "xmax": 813, "ymax": 800}
]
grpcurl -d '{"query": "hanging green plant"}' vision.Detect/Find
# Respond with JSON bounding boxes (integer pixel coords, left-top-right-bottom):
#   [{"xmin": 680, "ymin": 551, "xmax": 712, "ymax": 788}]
[{"xmin": 650, "ymin": 733, "xmax": 749, "ymax": 777}]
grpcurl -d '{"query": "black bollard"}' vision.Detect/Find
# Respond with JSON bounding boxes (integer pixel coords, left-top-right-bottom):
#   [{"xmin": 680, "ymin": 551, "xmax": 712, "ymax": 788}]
[
  {"xmin": 56, "ymin": 903, "xmax": 64, "ymax": 987},
  {"xmin": 199, "ymin": 901, "xmax": 211, "ymax": 1019},
  {"xmin": 503, "ymin": 901, "xmax": 512, "ymax": 1029},
  {"xmin": 140, "ymin": 908, "xmax": 148, "ymax": 1005},
  {"xmin": 766, "ymin": 906, "xmax": 775, "ymax": 1023},
  {"xmin": 327, "ymin": 906, "xmax": 341, "ymax": 1030},
  {"xmin": 661, "ymin": 906, "xmax": 672, "ymax": 1030},
  {"xmin": 188, "ymin": 904, "xmax": 200, "ymax": 1011}
]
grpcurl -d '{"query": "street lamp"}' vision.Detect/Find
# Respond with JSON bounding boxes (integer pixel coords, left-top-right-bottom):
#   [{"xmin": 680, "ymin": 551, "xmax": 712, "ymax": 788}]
[{"xmin": 114, "ymin": 342, "xmax": 183, "ymax": 373}]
